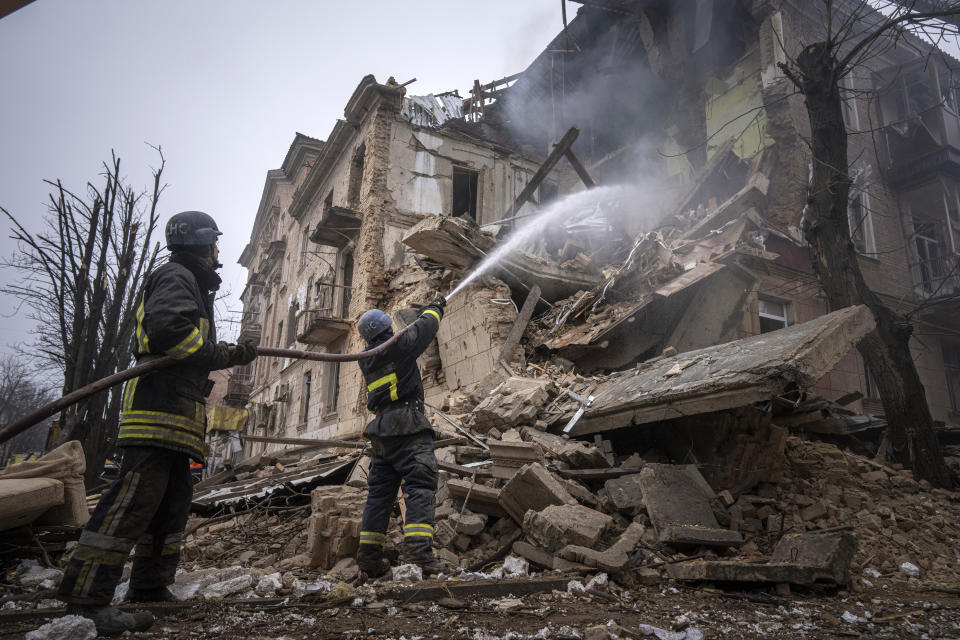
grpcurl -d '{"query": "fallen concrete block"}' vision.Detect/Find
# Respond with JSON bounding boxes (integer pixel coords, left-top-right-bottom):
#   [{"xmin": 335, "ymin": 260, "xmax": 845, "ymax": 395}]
[
  {"xmin": 470, "ymin": 378, "xmax": 555, "ymax": 433},
  {"xmin": 449, "ymin": 511, "xmax": 487, "ymax": 536},
  {"xmin": 523, "ymin": 504, "xmax": 613, "ymax": 551},
  {"xmin": 511, "ymin": 540, "xmax": 591, "ymax": 572},
  {"xmin": 489, "ymin": 441, "xmax": 544, "ymax": 480},
  {"xmin": 521, "ymin": 427, "xmax": 611, "ymax": 468},
  {"xmin": 499, "ymin": 462, "xmax": 576, "ymax": 523},
  {"xmin": 639, "ymin": 464, "xmax": 743, "ymax": 548},
  {"xmin": 0, "ymin": 478, "xmax": 64, "ymax": 532},
  {"xmin": 770, "ymin": 530, "xmax": 857, "ymax": 584},
  {"xmin": 447, "ymin": 478, "xmax": 508, "ymax": 518},
  {"xmin": 603, "ymin": 474, "xmax": 645, "ymax": 515},
  {"xmin": 558, "ymin": 521, "xmax": 645, "ymax": 573},
  {"xmin": 345, "ymin": 455, "xmax": 371, "ymax": 489},
  {"xmin": 668, "ymin": 530, "xmax": 857, "ymax": 586}
]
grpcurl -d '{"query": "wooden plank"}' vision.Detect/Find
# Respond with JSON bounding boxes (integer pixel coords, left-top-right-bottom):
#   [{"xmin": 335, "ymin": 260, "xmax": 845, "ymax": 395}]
[
  {"xmin": 499, "ymin": 284, "xmax": 542, "ymax": 364},
  {"xmin": 564, "ymin": 149, "xmax": 596, "ymax": 188},
  {"xmin": 438, "ymin": 461, "xmax": 493, "ymax": 479},
  {"xmin": 507, "ymin": 126, "xmax": 581, "ymax": 218},
  {"xmin": 241, "ymin": 435, "xmax": 367, "ymax": 449}
]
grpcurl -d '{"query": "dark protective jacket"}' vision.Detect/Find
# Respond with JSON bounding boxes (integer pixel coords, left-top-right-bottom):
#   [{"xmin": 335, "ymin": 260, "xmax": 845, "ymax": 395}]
[
  {"xmin": 116, "ymin": 253, "xmax": 225, "ymax": 461},
  {"xmin": 359, "ymin": 304, "xmax": 443, "ymax": 438}
]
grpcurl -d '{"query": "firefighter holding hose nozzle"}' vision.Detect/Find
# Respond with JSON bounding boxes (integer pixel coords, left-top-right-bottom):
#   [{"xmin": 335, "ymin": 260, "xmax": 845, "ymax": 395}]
[
  {"xmin": 356, "ymin": 295, "xmax": 448, "ymax": 578},
  {"xmin": 57, "ymin": 211, "xmax": 257, "ymax": 635}
]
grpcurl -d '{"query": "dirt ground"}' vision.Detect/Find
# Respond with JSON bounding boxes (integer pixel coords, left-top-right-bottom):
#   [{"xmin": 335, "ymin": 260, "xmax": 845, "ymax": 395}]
[{"xmin": 3, "ymin": 579, "xmax": 959, "ymax": 639}]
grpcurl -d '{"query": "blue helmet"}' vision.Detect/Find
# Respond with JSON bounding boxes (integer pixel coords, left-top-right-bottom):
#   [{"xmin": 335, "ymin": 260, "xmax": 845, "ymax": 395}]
[
  {"xmin": 358, "ymin": 309, "xmax": 392, "ymax": 343},
  {"xmin": 166, "ymin": 211, "xmax": 222, "ymax": 248}
]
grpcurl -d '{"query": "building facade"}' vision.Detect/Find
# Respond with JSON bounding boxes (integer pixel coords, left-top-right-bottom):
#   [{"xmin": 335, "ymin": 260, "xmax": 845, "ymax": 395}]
[{"xmin": 225, "ymin": 0, "xmax": 960, "ymax": 460}]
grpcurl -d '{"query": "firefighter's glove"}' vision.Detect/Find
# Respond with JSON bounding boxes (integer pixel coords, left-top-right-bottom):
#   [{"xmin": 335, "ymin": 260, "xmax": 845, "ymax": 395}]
[
  {"xmin": 211, "ymin": 341, "xmax": 233, "ymax": 369},
  {"xmin": 229, "ymin": 340, "xmax": 258, "ymax": 366},
  {"xmin": 430, "ymin": 295, "xmax": 447, "ymax": 310}
]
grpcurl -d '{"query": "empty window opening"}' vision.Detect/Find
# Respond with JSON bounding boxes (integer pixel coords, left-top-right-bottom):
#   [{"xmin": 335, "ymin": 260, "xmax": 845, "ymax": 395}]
[
  {"xmin": 340, "ymin": 251, "xmax": 354, "ymax": 317},
  {"xmin": 286, "ymin": 301, "xmax": 299, "ymax": 346},
  {"xmin": 758, "ymin": 297, "xmax": 791, "ymax": 333},
  {"xmin": 299, "ymin": 370, "xmax": 312, "ymax": 430},
  {"xmin": 452, "ymin": 167, "xmax": 479, "ymax": 221}
]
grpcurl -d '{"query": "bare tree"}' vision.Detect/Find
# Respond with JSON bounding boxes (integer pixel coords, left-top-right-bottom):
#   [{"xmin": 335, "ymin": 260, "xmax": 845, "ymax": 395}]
[
  {"xmin": 778, "ymin": 0, "xmax": 960, "ymax": 487},
  {"xmin": 2, "ymin": 150, "xmax": 164, "ymax": 485},
  {"xmin": 0, "ymin": 355, "xmax": 54, "ymax": 466}
]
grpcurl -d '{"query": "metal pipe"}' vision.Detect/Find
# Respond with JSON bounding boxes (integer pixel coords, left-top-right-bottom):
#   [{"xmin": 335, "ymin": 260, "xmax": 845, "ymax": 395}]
[{"xmin": 0, "ymin": 321, "xmax": 419, "ymax": 446}]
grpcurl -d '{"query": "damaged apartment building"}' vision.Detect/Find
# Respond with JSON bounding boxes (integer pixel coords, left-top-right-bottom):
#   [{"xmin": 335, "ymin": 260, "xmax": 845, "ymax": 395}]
[{"xmin": 222, "ymin": 0, "xmax": 960, "ymax": 480}]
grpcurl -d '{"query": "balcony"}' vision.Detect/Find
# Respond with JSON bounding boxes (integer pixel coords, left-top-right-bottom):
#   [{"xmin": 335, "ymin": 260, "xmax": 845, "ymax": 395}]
[
  {"xmin": 260, "ymin": 239, "xmax": 286, "ymax": 274},
  {"xmin": 238, "ymin": 310, "xmax": 262, "ymax": 344},
  {"xmin": 877, "ymin": 63, "xmax": 960, "ymax": 188},
  {"xmin": 310, "ymin": 206, "xmax": 361, "ymax": 249},
  {"xmin": 225, "ymin": 373, "xmax": 253, "ymax": 405},
  {"xmin": 912, "ymin": 253, "xmax": 960, "ymax": 300},
  {"xmin": 296, "ymin": 308, "xmax": 351, "ymax": 345}
]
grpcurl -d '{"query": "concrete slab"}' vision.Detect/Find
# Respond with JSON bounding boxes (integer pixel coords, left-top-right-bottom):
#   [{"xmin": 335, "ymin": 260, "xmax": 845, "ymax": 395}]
[
  {"xmin": 639, "ymin": 464, "xmax": 743, "ymax": 548},
  {"xmin": 563, "ymin": 305, "xmax": 875, "ymax": 436},
  {"xmin": 667, "ymin": 531, "xmax": 857, "ymax": 586}
]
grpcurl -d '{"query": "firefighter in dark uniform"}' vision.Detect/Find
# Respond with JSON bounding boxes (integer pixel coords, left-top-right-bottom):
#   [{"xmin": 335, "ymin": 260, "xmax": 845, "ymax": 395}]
[
  {"xmin": 58, "ymin": 211, "xmax": 258, "ymax": 635},
  {"xmin": 356, "ymin": 297, "xmax": 447, "ymax": 577}
]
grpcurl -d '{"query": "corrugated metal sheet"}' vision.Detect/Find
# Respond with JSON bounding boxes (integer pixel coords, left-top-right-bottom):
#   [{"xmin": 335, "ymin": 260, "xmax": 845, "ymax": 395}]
[{"xmin": 401, "ymin": 94, "xmax": 465, "ymax": 128}]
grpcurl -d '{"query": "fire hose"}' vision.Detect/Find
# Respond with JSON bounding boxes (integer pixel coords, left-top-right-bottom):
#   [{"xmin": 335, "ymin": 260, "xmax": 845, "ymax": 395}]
[{"xmin": 0, "ymin": 321, "xmax": 418, "ymax": 446}]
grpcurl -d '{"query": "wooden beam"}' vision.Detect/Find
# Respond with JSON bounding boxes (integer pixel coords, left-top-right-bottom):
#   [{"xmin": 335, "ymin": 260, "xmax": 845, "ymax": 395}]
[
  {"xmin": 498, "ymin": 284, "xmax": 542, "ymax": 364},
  {"xmin": 507, "ymin": 126, "xmax": 581, "ymax": 218},
  {"xmin": 564, "ymin": 149, "xmax": 596, "ymax": 188}
]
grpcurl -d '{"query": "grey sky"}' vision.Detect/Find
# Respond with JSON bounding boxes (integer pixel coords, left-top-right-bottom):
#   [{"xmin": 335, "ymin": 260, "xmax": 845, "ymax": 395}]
[{"xmin": 0, "ymin": 0, "xmax": 560, "ymax": 367}]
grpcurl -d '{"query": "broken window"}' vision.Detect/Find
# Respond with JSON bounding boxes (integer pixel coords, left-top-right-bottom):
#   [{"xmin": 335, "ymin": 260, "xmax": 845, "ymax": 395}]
[
  {"xmin": 452, "ymin": 166, "xmax": 479, "ymax": 221},
  {"xmin": 847, "ymin": 182, "xmax": 875, "ymax": 255},
  {"xmin": 299, "ymin": 370, "xmax": 312, "ymax": 430},
  {"xmin": 840, "ymin": 74, "xmax": 859, "ymax": 131},
  {"xmin": 277, "ymin": 320, "xmax": 284, "ymax": 348},
  {"xmin": 326, "ymin": 361, "xmax": 340, "ymax": 415},
  {"xmin": 758, "ymin": 297, "xmax": 791, "ymax": 333},
  {"xmin": 943, "ymin": 344, "xmax": 960, "ymax": 413},
  {"xmin": 902, "ymin": 181, "xmax": 960, "ymax": 297}
]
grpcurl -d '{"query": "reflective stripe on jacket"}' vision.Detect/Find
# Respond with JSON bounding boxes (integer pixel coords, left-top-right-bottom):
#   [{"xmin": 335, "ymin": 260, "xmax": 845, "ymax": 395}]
[
  {"xmin": 359, "ymin": 304, "xmax": 443, "ymax": 438},
  {"xmin": 117, "ymin": 259, "xmax": 217, "ymax": 461}
]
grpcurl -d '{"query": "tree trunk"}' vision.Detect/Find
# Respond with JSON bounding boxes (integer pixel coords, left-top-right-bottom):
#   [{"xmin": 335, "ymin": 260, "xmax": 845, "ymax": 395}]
[{"xmin": 795, "ymin": 43, "xmax": 954, "ymax": 488}]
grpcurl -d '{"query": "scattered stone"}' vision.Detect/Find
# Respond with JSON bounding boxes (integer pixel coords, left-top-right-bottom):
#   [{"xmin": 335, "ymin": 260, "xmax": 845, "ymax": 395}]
[
  {"xmin": 900, "ymin": 561, "xmax": 920, "ymax": 578},
  {"xmin": 25, "ymin": 615, "xmax": 96, "ymax": 640},
  {"xmin": 523, "ymin": 503, "xmax": 613, "ymax": 551}
]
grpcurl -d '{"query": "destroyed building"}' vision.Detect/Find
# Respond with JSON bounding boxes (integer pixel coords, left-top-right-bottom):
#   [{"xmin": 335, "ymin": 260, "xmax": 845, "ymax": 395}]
[
  {"xmin": 226, "ymin": 0, "xmax": 960, "ymax": 466},
  {"xmin": 5, "ymin": 2, "xmax": 960, "ymax": 637}
]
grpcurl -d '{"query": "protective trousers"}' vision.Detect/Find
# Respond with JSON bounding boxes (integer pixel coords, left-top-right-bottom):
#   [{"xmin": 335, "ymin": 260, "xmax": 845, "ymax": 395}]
[
  {"xmin": 58, "ymin": 447, "xmax": 193, "ymax": 605},
  {"xmin": 359, "ymin": 431, "xmax": 438, "ymax": 563}
]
